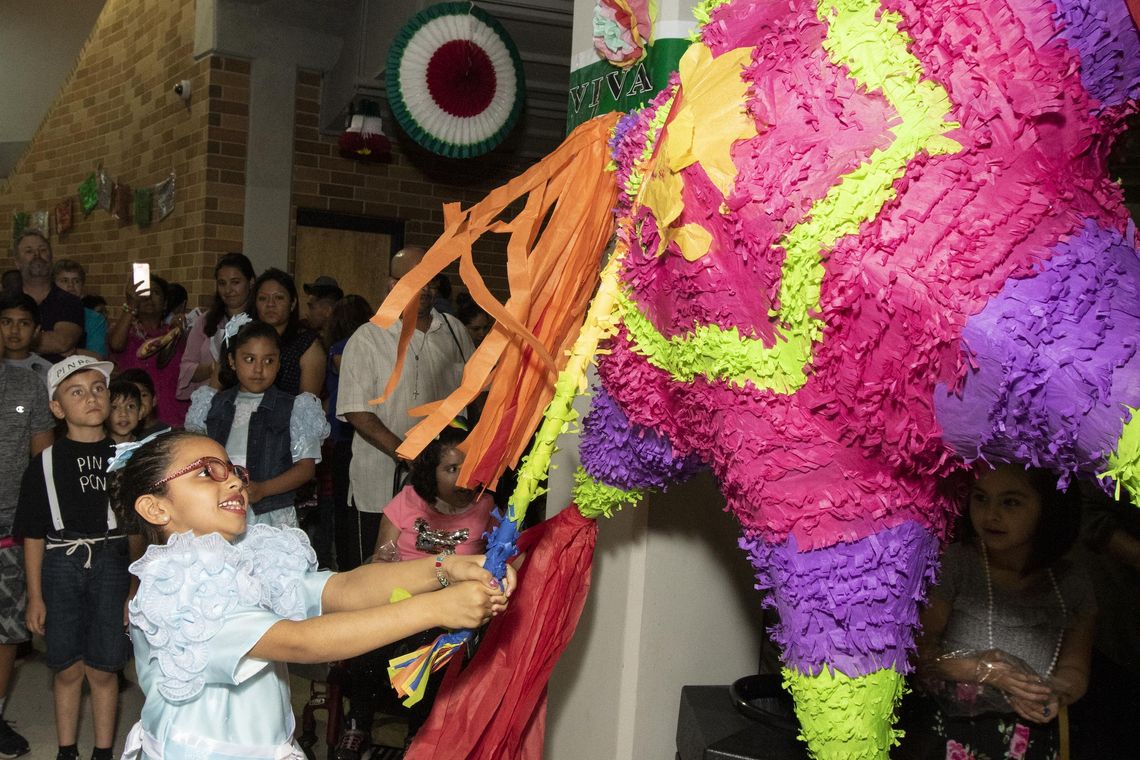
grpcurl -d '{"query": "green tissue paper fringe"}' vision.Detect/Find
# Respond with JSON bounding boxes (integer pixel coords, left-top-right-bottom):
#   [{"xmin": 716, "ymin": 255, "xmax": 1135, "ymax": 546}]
[
  {"xmin": 573, "ymin": 467, "xmax": 645, "ymax": 519},
  {"xmin": 782, "ymin": 666, "xmax": 904, "ymax": 760},
  {"xmin": 1104, "ymin": 405, "xmax": 1140, "ymax": 502}
]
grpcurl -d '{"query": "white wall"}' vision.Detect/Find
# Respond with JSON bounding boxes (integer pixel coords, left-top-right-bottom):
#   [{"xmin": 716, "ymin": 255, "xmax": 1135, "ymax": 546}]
[
  {"xmin": 0, "ymin": 0, "xmax": 107, "ymax": 175},
  {"xmin": 543, "ymin": 391, "xmax": 769, "ymax": 760}
]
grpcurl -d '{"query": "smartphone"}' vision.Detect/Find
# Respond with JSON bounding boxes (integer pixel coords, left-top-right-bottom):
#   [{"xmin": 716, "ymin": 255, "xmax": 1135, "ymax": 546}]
[{"xmin": 132, "ymin": 262, "xmax": 151, "ymax": 297}]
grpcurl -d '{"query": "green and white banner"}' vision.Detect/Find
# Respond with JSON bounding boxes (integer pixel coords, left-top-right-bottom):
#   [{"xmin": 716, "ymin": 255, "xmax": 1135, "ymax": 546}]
[{"xmin": 566, "ymin": 37, "xmax": 691, "ymax": 132}]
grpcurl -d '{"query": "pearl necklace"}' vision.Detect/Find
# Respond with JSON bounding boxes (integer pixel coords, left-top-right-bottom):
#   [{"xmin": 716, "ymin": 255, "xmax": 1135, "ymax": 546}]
[{"xmin": 979, "ymin": 541, "xmax": 1066, "ymax": 676}]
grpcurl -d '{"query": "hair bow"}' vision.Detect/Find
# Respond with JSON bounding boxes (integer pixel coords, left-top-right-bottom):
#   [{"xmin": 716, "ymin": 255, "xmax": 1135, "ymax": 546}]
[
  {"xmin": 222, "ymin": 312, "xmax": 253, "ymax": 347},
  {"xmin": 107, "ymin": 428, "xmax": 171, "ymax": 473}
]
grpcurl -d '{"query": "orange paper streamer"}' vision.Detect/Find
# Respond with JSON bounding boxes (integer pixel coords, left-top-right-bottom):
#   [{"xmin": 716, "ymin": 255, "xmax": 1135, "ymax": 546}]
[{"xmin": 371, "ymin": 113, "xmax": 621, "ymax": 489}]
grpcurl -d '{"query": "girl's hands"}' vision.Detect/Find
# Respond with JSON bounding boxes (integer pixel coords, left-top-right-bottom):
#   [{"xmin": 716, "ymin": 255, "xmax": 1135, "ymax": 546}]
[
  {"xmin": 434, "ymin": 581, "xmax": 509, "ymax": 630},
  {"xmin": 443, "ymin": 554, "xmax": 518, "ymax": 597},
  {"xmin": 1008, "ymin": 693, "xmax": 1059, "ymax": 724},
  {"xmin": 975, "ymin": 650, "xmax": 1054, "ymax": 705}
]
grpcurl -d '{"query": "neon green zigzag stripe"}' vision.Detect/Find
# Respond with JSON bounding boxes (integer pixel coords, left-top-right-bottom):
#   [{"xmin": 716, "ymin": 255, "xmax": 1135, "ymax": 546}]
[
  {"xmin": 621, "ymin": 0, "xmax": 961, "ymax": 393},
  {"xmin": 572, "ymin": 466, "xmax": 645, "ymax": 519}
]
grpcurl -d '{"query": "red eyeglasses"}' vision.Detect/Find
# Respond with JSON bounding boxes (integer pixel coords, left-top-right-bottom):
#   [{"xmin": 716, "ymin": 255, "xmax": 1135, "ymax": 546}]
[{"xmin": 150, "ymin": 457, "xmax": 250, "ymax": 490}]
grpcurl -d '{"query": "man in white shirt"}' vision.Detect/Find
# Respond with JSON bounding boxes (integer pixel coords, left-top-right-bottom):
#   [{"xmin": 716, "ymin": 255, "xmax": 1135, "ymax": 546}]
[{"xmin": 335, "ymin": 247, "xmax": 473, "ymax": 570}]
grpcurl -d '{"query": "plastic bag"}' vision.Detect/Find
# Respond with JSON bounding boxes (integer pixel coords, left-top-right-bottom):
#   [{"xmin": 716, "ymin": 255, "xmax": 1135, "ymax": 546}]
[{"xmin": 916, "ymin": 648, "xmax": 1047, "ymax": 718}]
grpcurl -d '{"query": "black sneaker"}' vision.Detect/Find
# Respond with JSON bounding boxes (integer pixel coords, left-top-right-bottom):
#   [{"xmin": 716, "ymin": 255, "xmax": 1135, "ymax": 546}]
[
  {"xmin": 54, "ymin": 747, "xmax": 77, "ymax": 760},
  {"xmin": 0, "ymin": 718, "xmax": 28, "ymax": 759}
]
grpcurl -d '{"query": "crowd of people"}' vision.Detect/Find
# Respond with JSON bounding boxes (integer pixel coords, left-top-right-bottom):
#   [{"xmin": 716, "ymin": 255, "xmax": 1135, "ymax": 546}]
[
  {"xmin": 0, "ymin": 231, "xmax": 500, "ymax": 760},
  {"xmin": 0, "ymin": 229, "xmax": 1135, "ymax": 760}
]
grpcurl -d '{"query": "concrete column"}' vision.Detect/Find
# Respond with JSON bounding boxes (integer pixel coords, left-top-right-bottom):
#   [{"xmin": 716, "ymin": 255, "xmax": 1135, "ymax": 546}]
[
  {"xmin": 243, "ymin": 58, "xmax": 297, "ymax": 273},
  {"xmin": 194, "ymin": 0, "xmax": 342, "ymax": 273}
]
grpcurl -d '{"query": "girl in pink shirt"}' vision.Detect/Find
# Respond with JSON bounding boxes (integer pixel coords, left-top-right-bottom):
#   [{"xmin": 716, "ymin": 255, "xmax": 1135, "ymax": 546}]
[
  {"xmin": 338, "ymin": 421, "xmax": 498, "ymax": 759},
  {"xmin": 372, "ymin": 421, "xmax": 497, "ymax": 562}
]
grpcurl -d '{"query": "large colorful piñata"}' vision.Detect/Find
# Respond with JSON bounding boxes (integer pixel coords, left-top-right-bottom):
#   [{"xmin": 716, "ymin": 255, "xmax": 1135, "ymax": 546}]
[{"xmin": 373, "ymin": 0, "xmax": 1140, "ymax": 757}]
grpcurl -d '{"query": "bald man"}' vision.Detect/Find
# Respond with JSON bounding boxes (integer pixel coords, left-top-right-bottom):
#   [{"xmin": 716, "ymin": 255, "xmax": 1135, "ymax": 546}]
[{"xmin": 334, "ymin": 247, "xmax": 473, "ymax": 567}]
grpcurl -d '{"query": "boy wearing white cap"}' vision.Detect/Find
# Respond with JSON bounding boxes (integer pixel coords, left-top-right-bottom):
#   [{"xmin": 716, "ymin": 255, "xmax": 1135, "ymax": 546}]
[{"xmin": 13, "ymin": 357, "xmax": 131, "ymax": 760}]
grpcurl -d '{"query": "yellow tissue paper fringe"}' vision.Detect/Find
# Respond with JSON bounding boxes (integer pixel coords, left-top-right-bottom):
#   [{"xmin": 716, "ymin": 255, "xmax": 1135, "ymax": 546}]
[
  {"xmin": 783, "ymin": 666, "xmax": 905, "ymax": 760},
  {"xmin": 622, "ymin": 0, "xmax": 962, "ymax": 393},
  {"xmin": 640, "ymin": 42, "xmax": 755, "ymax": 263},
  {"xmin": 573, "ymin": 466, "xmax": 646, "ymax": 519},
  {"xmin": 620, "ymin": 87, "xmax": 677, "ymax": 200},
  {"xmin": 387, "ymin": 638, "xmax": 464, "ymax": 707},
  {"xmin": 1103, "ymin": 405, "xmax": 1140, "ymax": 501}
]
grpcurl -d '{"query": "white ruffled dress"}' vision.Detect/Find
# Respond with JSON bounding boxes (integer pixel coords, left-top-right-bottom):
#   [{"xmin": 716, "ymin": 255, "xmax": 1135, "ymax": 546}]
[{"xmin": 123, "ymin": 525, "xmax": 333, "ymax": 760}]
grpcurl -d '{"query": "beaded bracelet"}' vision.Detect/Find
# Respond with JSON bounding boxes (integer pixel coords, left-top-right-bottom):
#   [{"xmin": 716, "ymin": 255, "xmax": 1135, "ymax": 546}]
[{"xmin": 435, "ymin": 553, "xmax": 450, "ymax": 588}]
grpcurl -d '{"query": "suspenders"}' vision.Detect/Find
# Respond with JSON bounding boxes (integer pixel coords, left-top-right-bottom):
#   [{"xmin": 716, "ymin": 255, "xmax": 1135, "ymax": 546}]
[{"xmin": 41, "ymin": 444, "xmax": 118, "ymax": 532}]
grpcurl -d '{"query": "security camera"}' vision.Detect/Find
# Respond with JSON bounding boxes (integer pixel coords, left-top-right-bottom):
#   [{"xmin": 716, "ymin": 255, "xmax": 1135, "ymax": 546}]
[{"xmin": 173, "ymin": 80, "xmax": 191, "ymax": 101}]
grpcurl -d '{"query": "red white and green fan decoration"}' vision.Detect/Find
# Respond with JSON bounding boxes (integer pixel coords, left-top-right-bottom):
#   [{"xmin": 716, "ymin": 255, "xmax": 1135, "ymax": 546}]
[{"xmin": 386, "ymin": 3, "xmax": 525, "ymax": 158}]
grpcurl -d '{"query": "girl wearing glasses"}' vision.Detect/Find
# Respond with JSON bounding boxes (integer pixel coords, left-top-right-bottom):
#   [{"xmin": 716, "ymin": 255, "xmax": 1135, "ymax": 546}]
[
  {"xmin": 185, "ymin": 319, "xmax": 327, "ymax": 530},
  {"xmin": 113, "ymin": 429, "xmax": 513, "ymax": 760}
]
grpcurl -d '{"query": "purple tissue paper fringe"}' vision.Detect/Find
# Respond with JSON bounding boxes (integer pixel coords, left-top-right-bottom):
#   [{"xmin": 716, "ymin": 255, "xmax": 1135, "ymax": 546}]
[
  {"xmin": 579, "ymin": 385, "xmax": 705, "ymax": 491},
  {"xmin": 1050, "ymin": 0, "xmax": 1140, "ymax": 109},
  {"xmin": 742, "ymin": 520, "xmax": 941, "ymax": 677},
  {"xmin": 935, "ymin": 218, "xmax": 1140, "ymax": 489}
]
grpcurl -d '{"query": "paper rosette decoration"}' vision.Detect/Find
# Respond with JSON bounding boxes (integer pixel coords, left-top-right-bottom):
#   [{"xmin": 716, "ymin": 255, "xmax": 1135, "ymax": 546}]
[
  {"xmin": 370, "ymin": 0, "xmax": 1140, "ymax": 758},
  {"xmin": 593, "ymin": 0, "xmax": 656, "ymax": 67},
  {"xmin": 385, "ymin": 3, "xmax": 525, "ymax": 158}
]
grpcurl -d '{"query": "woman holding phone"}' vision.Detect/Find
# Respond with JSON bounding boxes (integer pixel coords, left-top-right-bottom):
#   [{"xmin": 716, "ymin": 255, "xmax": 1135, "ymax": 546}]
[{"xmin": 108, "ymin": 265, "xmax": 190, "ymax": 426}]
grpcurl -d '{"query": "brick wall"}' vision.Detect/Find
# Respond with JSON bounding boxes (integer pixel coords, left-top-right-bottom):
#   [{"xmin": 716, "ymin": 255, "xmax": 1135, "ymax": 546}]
[
  {"xmin": 290, "ymin": 70, "xmax": 524, "ymax": 298},
  {"xmin": 0, "ymin": 0, "xmax": 242, "ymax": 307},
  {"xmin": 203, "ymin": 57, "xmax": 251, "ymax": 263},
  {"xmin": 3, "ymin": 1, "xmax": 571, "ymax": 309}
]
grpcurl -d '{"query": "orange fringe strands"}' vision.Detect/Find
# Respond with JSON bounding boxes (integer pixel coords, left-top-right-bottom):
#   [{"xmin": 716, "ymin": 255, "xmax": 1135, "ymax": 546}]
[{"xmin": 371, "ymin": 113, "xmax": 621, "ymax": 489}]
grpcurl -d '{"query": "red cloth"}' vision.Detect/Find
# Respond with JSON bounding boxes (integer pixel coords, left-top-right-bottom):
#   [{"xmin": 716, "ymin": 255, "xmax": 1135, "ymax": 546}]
[{"xmin": 406, "ymin": 505, "xmax": 598, "ymax": 760}]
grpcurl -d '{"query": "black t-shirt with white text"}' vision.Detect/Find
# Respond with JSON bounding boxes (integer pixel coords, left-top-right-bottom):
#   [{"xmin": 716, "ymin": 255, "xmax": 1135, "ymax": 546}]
[
  {"xmin": 14, "ymin": 437, "xmax": 118, "ymax": 539},
  {"xmin": 34, "ymin": 285, "xmax": 85, "ymax": 363}
]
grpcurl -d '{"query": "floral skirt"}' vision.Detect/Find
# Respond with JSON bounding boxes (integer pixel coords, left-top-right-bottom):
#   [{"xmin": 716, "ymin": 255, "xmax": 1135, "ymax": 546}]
[{"xmin": 896, "ymin": 693, "xmax": 1059, "ymax": 760}]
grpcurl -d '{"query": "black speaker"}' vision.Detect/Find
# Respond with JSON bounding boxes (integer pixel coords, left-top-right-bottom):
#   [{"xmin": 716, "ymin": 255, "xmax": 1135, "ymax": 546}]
[{"xmin": 676, "ymin": 684, "xmax": 809, "ymax": 760}]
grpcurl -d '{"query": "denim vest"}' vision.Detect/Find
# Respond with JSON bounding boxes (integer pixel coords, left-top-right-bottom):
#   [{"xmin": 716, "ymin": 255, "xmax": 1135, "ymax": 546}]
[{"xmin": 204, "ymin": 386, "xmax": 296, "ymax": 515}]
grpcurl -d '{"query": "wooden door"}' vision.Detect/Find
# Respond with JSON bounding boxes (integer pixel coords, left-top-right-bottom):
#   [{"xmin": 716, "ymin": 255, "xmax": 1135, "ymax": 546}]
[{"xmin": 294, "ymin": 223, "xmax": 399, "ymax": 308}]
